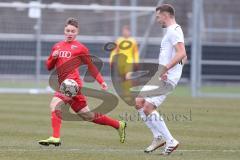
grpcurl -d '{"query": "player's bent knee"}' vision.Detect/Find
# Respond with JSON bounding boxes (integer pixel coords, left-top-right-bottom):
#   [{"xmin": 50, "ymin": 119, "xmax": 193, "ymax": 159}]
[
  {"xmin": 77, "ymin": 106, "xmax": 95, "ymax": 121},
  {"xmin": 143, "ymin": 101, "xmax": 156, "ymax": 116},
  {"xmin": 50, "ymin": 97, "xmax": 64, "ymax": 111},
  {"xmin": 78, "ymin": 112, "xmax": 94, "ymax": 121},
  {"xmin": 135, "ymin": 97, "xmax": 145, "ymax": 110},
  {"xmin": 143, "ymin": 108, "xmax": 152, "ymax": 116}
]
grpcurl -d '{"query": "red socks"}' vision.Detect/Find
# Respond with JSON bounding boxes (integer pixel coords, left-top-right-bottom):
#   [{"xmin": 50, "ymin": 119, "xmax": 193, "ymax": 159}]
[
  {"xmin": 51, "ymin": 110, "xmax": 62, "ymax": 138},
  {"xmin": 51, "ymin": 110, "xmax": 119, "ymax": 138},
  {"xmin": 92, "ymin": 113, "xmax": 120, "ymax": 129}
]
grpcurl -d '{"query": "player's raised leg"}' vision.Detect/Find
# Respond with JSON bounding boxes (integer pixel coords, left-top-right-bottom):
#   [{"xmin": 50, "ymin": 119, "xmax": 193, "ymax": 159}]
[
  {"xmin": 92, "ymin": 113, "xmax": 127, "ymax": 143},
  {"xmin": 38, "ymin": 97, "xmax": 63, "ymax": 146},
  {"xmin": 72, "ymin": 104, "xmax": 127, "ymax": 143}
]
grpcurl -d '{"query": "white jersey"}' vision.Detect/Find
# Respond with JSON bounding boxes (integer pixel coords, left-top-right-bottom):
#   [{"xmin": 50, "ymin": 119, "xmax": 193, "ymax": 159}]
[{"xmin": 159, "ymin": 23, "xmax": 184, "ymax": 85}]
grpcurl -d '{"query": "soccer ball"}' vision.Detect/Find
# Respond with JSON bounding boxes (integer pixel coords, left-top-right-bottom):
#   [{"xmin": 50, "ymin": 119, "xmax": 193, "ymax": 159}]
[{"xmin": 60, "ymin": 79, "xmax": 79, "ymax": 97}]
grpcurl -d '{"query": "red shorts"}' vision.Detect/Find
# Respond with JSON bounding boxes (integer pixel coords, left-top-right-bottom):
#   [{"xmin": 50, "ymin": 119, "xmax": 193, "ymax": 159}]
[{"xmin": 54, "ymin": 91, "xmax": 87, "ymax": 113}]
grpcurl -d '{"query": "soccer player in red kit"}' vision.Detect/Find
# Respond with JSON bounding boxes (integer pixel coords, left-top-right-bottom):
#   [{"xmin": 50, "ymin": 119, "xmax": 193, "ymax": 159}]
[{"xmin": 38, "ymin": 17, "xmax": 126, "ymax": 146}]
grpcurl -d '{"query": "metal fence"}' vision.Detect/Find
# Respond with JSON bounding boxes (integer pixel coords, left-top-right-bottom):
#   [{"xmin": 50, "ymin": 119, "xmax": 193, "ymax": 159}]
[{"xmin": 0, "ymin": 0, "xmax": 239, "ymax": 97}]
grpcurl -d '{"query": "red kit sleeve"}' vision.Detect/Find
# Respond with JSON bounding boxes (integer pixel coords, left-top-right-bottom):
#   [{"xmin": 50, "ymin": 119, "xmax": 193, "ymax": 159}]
[{"xmin": 46, "ymin": 45, "xmax": 57, "ymax": 71}]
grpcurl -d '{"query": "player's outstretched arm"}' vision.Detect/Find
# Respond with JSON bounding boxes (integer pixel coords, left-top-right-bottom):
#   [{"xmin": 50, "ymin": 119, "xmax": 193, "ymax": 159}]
[
  {"xmin": 80, "ymin": 48, "xmax": 107, "ymax": 90},
  {"xmin": 88, "ymin": 63, "xmax": 108, "ymax": 90}
]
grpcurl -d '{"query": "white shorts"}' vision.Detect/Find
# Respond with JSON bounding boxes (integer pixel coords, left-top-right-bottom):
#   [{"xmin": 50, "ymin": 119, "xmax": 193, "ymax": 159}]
[
  {"xmin": 145, "ymin": 94, "xmax": 167, "ymax": 108},
  {"xmin": 143, "ymin": 79, "xmax": 176, "ymax": 108}
]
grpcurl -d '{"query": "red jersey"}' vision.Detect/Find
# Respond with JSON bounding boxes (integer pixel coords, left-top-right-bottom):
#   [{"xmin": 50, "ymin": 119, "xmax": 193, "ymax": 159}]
[{"xmin": 46, "ymin": 40, "xmax": 104, "ymax": 88}]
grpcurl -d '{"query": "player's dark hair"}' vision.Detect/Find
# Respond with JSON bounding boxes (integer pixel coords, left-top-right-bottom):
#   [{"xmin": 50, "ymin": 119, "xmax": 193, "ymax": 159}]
[
  {"xmin": 65, "ymin": 17, "xmax": 79, "ymax": 28},
  {"xmin": 156, "ymin": 4, "xmax": 175, "ymax": 16}
]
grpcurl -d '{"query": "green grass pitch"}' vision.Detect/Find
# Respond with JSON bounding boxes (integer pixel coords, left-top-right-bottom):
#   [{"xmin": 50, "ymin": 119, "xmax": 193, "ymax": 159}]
[{"xmin": 0, "ymin": 86, "xmax": 240, "ymax": 160}]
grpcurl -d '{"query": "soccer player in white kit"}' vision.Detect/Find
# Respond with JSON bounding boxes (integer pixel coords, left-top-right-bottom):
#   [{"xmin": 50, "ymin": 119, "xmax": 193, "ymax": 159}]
[{"xmin": 135, "ymin": 4, "xmax": 187, "ymax": 155}]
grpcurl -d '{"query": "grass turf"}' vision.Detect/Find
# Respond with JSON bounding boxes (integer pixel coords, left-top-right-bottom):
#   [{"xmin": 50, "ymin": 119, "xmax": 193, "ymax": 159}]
[{"xmin": 0, "ymin": 87, "xmax": 239, "ymax": 160}]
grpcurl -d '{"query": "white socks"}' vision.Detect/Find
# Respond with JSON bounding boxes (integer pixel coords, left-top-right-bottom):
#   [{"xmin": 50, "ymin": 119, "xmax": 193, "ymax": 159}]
[
  {"xmin": 148, "ymin": 110, "xmax": 174, "ymax": 143},
  {"xmin": 138, "ymin": 108, "xmax": 174, "ymax": 142},
  {"xmin": 138, "ymin": 108, "xmax": 161, "ymax": 139}
]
